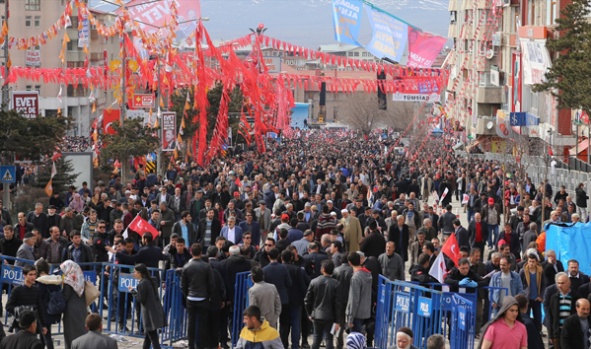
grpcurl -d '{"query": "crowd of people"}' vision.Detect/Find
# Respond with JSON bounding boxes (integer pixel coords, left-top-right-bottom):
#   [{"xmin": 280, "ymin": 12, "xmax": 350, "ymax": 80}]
[
  {"xmin": 0, "ymin": 128, "xmax": 589, "ymax": 349},
  {"xmin": 59, "ymin": 136, "xmax": 92, "ymax": 153}
]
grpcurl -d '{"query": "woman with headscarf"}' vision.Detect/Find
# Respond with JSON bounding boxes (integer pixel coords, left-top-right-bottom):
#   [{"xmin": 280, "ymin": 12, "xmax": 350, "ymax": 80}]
[
  {"xmin": 60, "ymin": 260, "xmax": 87, "ymax": 349},
  {"xmin": 131, "ymin": 263, "xmax": 165, "ymax": 349},
  {"xmin": 69, "ymin": 194, "xmax": 85, "ymax": 214},
  {"xmin": 479, "ymin": 296, "xmax": 527, "ymax": 349},
  {"xmin": 346, "ymin": 332, "xmax": 367, "ymax": 349}
]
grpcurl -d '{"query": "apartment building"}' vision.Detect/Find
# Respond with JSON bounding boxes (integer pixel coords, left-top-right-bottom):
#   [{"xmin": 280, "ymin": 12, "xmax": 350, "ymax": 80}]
[
  {"xmin": 446, "ymin": 0, "xmax": 574, "ymax": 155},
  {"xmin": 3, "ymin": 0, "xmax": 117, "ymax": 135}
]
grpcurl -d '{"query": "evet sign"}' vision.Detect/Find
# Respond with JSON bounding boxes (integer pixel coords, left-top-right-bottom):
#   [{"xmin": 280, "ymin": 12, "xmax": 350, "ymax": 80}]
[{"xmin": 12, "ymin": 91, "xmax": 39, "ymax": 119}]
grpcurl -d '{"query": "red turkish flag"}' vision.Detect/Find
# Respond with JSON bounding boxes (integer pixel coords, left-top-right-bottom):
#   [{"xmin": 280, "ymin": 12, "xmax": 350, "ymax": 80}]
[
  {"xmin": 102, "ymin": 109, "xmax": 120, "ymax": 135},
  {"xmin": 126, "ymin": 215, "xmax": 160, "ymax": 239},
  {"xmin": 441, "ymin": 233, "xmax": 461, "ymax": 266}
]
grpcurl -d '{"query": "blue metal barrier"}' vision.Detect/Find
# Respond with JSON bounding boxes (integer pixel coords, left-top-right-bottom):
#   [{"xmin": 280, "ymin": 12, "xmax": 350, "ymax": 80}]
[
  {"xmin": 0, "ymin": 256, "xmax": 187, "ymax": 348},
  {"xmin": 375, "ymin": 276, "xmax": 444, "ymax": 349},
  {"xmin": 231, "ymin": 271, "xmax": 252, "ymax": 348},
  {"xmin": 450, "ymin": 294, "xmax": 476, "ymax": 349}
]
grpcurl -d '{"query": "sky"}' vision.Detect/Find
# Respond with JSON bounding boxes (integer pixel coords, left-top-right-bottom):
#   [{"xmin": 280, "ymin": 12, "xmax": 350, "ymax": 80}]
[{"xmin": 90, "ymin": 0, "xmax": 451, "ymax": 50}]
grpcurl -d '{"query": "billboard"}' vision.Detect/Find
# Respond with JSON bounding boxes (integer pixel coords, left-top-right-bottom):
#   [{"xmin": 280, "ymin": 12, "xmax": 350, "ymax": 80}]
[
  {"xmin": 332, "ymin": 0, "xmax": 363, "ymax": 45},
  {"xmin": 130, "ymin": 93, "xmax": 155, "ymax": 109},
  {"xmin": 520, "ymin": 40, "xmax": 551, "ymax": 85},
  {"xmin": 364, "ymin": 5, "xmax": 408, "ymax": 63},
  {"xmin": 12, "ymin": 91, "xmax": 39, "ymax": 119},
  {"xmin": 161, "ymin": 112, "xmax": 177, "ymax": 152}
]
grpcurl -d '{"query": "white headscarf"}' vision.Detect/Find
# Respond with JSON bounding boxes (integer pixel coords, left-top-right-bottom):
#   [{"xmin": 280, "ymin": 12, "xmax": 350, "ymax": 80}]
[{"xmin": 60, "ymin": 260, "xmax": 85, "ymax": 297}]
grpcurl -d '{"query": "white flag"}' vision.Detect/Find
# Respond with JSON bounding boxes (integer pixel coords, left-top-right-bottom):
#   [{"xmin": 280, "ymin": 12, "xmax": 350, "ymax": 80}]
[
  {"xmin": 439, "ymin": 187, "xmax": 449, "ymax": 204},
  {"xmin": 461, "ymin": 193, "xmax": 470, "ymax": 205},
  {"xmin": 50, "ymin": 161, "xmax": 57, "ymax": 179},
  {"xmin": 429, "ymin": 252, "xmax": 448, "ymax": 283}
]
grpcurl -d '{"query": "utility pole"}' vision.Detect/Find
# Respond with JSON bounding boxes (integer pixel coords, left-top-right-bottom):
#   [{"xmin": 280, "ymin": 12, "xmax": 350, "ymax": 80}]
[{"xmin": 2, "ymin": 0, "xmax": 10, "ymax": 211}]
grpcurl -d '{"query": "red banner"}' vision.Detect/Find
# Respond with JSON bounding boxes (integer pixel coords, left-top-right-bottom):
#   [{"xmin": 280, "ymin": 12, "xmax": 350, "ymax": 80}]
[{"xmin": 406, "ymin": 29, "xmax": 447, "ymax": 68}]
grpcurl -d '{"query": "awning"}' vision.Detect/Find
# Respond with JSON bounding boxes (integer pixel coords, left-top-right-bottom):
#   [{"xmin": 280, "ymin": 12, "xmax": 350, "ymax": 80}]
[{"xmin": 569, "ymin": 138, "xmax": 590, "ymax": 156}]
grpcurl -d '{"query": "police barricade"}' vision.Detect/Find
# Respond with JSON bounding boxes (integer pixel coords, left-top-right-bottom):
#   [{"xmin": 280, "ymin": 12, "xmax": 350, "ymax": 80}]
[
  {"xmin": 231, "ymin": 271, "xmax": 252, "ymax": 348},
  {"xmin": 374, "ymin": 276, "xmax": 444, "ymax": 349},
  {"xmin": 450, "ymin": 294, "xmax": 475, "ymax": 349},
  {"xmin": 0, "ymin": 257, "xmax": 186, "ymax": 348}
]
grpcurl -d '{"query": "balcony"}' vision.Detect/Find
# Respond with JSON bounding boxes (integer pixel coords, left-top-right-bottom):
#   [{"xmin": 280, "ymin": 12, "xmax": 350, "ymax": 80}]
[
  {"xmin": 476, "ymin": 0, "xmax": 492, "ymax": 9},
  {"xmin": 476, "ymin": 86, "xmax": 502, "ymax": 104}
]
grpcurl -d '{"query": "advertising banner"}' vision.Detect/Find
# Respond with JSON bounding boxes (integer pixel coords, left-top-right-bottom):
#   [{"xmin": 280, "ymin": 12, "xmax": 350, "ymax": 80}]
[
  {"xmin": 406, "ymin": 29, "xmax": 447, "ymax": 68},
  {"xmin": 332, "ymin": 0, "xmax": 363, "ymax": 45},
  {"xmin": 25, "ymin": 50, "xmax": 41, "ymax": 67},
  {"xmin": 78, "ymin": 11, "xmax": 90, "ymax": 48},
  {"xmin": 12, "ymin": 91, "xmax": 39, "ymax": 119},
  {"xmin": 520, "ymin": 40, "xmax": 551, "ymax": 85},
  {"xmin": 162, "ymin": 112, "xmax": 177, "ymax": 152},
  {"xmin": 364, "ymin": 4, "xmax": 408, "ymax": 63}
]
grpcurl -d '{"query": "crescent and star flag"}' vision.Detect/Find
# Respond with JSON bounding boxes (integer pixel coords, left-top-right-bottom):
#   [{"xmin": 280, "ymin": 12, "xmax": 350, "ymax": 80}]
[
  {"xmin": 439, "ymin": 187, "xmax": 449, "ymax": 204},
  {"xmin": 428, "ymin": 252, "xmax": 448, "ymax": 283},
  {"xmin": 441, "ymin": 232, "xmax": 461, "ymax": 266},
  {"xmin": 122, "ymin": 214, "xmax": 159, "ymax": 239}
]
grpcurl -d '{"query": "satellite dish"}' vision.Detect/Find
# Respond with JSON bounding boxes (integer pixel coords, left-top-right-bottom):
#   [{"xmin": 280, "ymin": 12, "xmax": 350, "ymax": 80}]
[
  {"xmin": 485, "ymin": 49, "xmax": 494, "ymax": 60},
  {"xmin": 486, "ymin": 121, "xmax": 494, "ymax": 130}
]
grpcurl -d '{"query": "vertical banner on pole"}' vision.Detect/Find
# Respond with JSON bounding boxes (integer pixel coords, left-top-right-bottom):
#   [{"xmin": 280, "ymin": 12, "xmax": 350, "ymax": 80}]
[{"xmin": 162, "ymin": 112, "xmax": 177, "ymax": 152}]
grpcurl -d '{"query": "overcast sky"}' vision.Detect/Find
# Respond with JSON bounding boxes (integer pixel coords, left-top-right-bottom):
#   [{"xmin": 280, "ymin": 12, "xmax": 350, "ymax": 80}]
[{"xmin": 90, "ymin": 0, "xmax": 451, "ymax": 49}]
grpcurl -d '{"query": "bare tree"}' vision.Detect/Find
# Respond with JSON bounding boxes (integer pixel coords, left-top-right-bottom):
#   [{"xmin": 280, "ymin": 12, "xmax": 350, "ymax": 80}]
[{"xmin": 339, "ymin": 93, "xmax": 419, "ymax": 135}]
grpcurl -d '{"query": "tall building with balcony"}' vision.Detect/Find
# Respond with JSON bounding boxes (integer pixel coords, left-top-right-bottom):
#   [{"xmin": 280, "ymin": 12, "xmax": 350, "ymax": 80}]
[
  {"xmin": 3, "ymin": 0, "xmax": 117, "ymax": 135},
  {"xmin": 445, "ymin": 0, "xmax": 574, "ymax": 155}
]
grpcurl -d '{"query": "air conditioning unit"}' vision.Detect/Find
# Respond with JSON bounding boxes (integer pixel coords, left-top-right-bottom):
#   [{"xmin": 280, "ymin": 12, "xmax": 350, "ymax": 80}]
[
  {"xmin": 476, "ymin": 117, "xmax": 496, "ymax": 135},
  {"xmin": 503, "ymin": 0, "xmax": 510, "ymax": 6}
]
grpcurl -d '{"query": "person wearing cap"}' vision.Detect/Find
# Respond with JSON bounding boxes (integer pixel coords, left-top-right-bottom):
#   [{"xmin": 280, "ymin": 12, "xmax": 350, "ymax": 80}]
[
  {"xmin": 482, "ymin": 197, "xmax": 501, "ymax": 250},
  {"xmin": 388, "ymin": 327, "xmax": 418, "ymax": 349},
  {"xmin": 0, "ymin": 310, "xmax": 42, "ymax": 349},
  {"xmin": 15, "ymin": 232, "xmax": 36, "ymax": 267}
]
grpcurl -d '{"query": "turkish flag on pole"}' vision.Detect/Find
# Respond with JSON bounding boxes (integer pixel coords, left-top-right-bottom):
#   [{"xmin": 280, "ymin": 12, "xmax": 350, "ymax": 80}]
[
  {"xmin": 123, "ymin": 215, "xmax": 159, "ymax": 239},
  {"xmin": 441, "ymin": 233, "xmax": 461, "ymax": 266}
]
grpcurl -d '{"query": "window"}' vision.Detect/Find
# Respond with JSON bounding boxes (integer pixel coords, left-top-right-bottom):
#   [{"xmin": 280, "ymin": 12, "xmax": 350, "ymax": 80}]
[
  {"xmin": 34, "ymin": 85, "xmax": 41, "ymax": 92},
  {"xmin": 25, "ymin": 16, "xmax": 31, "ymax": 27},
  {"xmin": 34, "ymin": 16, "xmax": 40, "ymax": 27},
  {"xmin": 71, "ymin": 16, "xmax": 78, "ymax": 29},
  {"xmin": 25, "ymin": 85, "xmax": 32, "ymax": 91},
  {"xmin": 25, "ymin": 0, "xmax": 40, "ymax": 11},
  {"xmin": 66, "ymin": 39, "xmax": 78, "ymax": 51}
]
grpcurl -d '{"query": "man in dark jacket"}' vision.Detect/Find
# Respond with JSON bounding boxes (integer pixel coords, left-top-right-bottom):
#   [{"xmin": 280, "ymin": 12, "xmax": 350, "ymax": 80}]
[
  {"xmin": 438, "ymin": 205, "xmax": 455, "ymax": 236},
  {"xmin": 515, "ymin": 294, "xmax": 544, "ymax": 349},
  {"xmin": 560, "ymin": 297, "xmax": 590, "ymax": 349},
  {"xmin": 305, "ymin": 259, "xmax": 340, "ymax": 349},
  {"xmin": 575, "ymin": 183, "xmax": 588, "ymax": 219},
  {"xmin": 360, "ymin": 221, "xmax": 385, "ymax": 259},
  {"xmin": 303, "ymin": 243, "xmax": 328, "ymax": 279},
  {"xmin": 333, "ymin": 254, "xmax": 352, "ymax": 349},
  {"xmin": 181, "ymin": 243, "xmax": 216, "ymax": 349},
  {"xmin": 444, "ymin": 258, "xmax": 489, "ymax": 293},
  {"xmin": 388, "ymin": 216, "xmax": 409, "ymax": 263},
  {"xmin": 548, "ymin": 272, "xmax": 580, "ymax": 349},
  {"xmin": 64, "ymin": 231, "xmax": 94, "ymax": 270},
  {"xmin": 263, "ymin": 249, "xmax": 292, "ymax": 348},
  {"xmin": 197, "ymin": 208, "xmax": 222, "ymax": 248},
  {"xmin": 281, "ymin": 249, "xmax": 310, "ymax": 349},
  {"xmin": 453, "ymin": 219, "xmax": 469, "ymax": 251},
  {"xmin": 0, "ymin": 310, "xmax": 42, "ymax": 349},
  {"xmin": 0, "ymin": 226, "xmax": 22, "ymax": 264}
]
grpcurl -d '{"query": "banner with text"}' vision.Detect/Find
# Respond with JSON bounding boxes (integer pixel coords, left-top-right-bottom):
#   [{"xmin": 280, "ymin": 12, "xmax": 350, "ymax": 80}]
[
  {"xmin": 520, "ymin": 40, "xmax": 551, "ymax": 86},
  {"xmin": 332, "ymin": 0, "xmax": 363, "ymax": 45},
  {"xmin": 363, "ymin": 4, "xmax": 408, "ymax": 63},
  {"xmin": 78, "ymin": 11, "xmax": 90, "ymax": 48},
  {"xmin": 12, "ymin": 91, "xmax": 39, "ymax": 119},
  {"xmin": 162, "ymin": 111, "xmax": 177, "ymax": 152},
  {"xmin": 406, "ymin": 29, "xmax": 447, "ymax": 68},
  {"xmin": 121, "ymin": 0, "xmax": 201, "ymax": 48}
]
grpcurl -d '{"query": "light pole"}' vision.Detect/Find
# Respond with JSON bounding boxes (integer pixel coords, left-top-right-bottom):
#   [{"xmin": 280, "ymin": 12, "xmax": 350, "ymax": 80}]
[{"xmin": 1, "ymin": 0, "xmax": 9, "ymax": 211}]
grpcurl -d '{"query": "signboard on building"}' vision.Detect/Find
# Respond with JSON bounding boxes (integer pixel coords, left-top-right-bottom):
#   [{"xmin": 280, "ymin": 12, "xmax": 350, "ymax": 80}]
[
  {"xmin": 131, "ymin": 94, "xmax": 155, "ymax": 109},
  {"xmin": 262, "ymin": 57, "xmax": 282, "ymax": 73},
  {"xmin": 490, "ymin": 67, "xmax": 500, "ymax": 87},
  {"xmin": 393, "ymin": 92, "xmax": 440, "ymax": 103},
  {"xmin": 162, "ymin": 112, "xmax": 177, "ymax": 152},
  {"xmin": 12, "ymin": 91, "xmax": 39, "ymax": 119},
  {"xmin": 25, "ymin": 50, "xmax": 41, "ymax": 67}
]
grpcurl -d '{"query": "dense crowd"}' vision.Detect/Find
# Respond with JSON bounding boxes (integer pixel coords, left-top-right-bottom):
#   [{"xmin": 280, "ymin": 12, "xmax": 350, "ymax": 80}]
[
  {"xmin": 59, "ymin": 136, "xmax": 92, "ymax": 153},
  {"xmin": 0, "ymin": 128, "xmax": 589, "ymax": 349}
]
